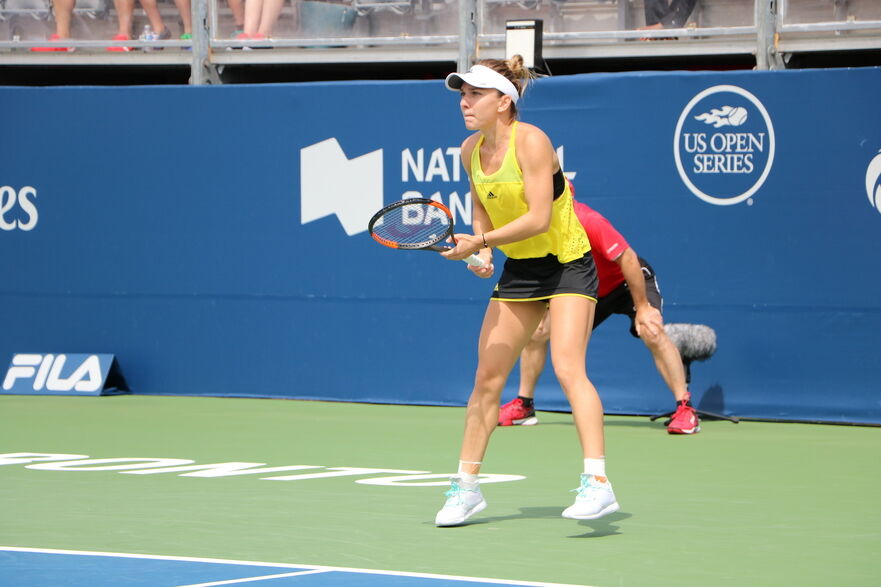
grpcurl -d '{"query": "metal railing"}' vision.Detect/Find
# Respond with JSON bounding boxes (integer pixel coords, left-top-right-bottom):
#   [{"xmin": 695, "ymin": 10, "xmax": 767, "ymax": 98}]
[{"xmin": 0, "ymin": 0, "xmax": 877, "ymax": 83}]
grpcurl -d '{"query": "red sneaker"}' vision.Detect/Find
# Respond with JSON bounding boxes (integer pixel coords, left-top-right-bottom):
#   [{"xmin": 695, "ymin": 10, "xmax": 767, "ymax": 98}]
[
  {"xmin": 31, "ymin": 34, "xmax": 74, "ymax": 52},
  {"xmin": 107, "ymin": 34, "xmax": 132, "ymax": 52},
  {"xmin": 498, "ymin": 397, "xmax": 538, "ymax": 426},
  {"xmin": 234, "ymin": 32, "xmax": 253, "ymax": 50},
  {"xmin": 667, "ymin": 400, "xmax": 700, "ymax": 434}
]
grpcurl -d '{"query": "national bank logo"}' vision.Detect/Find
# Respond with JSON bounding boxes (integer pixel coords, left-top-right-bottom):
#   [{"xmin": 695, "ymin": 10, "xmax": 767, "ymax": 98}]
[
  {"xmin": 299, "ymin": 138, "xmax": 575, "ymax": 236},
  {"xmin": 674, "ymin": 85, "xmax": 775, "ymax": 206},
  {"xmin": 300, "ymin": 138, "xmax": 384, "ymax": 236},
  {"xmin": 866, "ymin": 150, "xmax": 881, "ymax": 215},
  {"xmin": 298, "ymin": 138, "xmax": 472, "ymax": 237}
]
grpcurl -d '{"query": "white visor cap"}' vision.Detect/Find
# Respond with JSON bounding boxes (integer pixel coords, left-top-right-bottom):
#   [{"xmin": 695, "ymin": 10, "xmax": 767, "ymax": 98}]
[{"xmin": 445, "ymin": 64, "xmax": 520, "ymax": 105}]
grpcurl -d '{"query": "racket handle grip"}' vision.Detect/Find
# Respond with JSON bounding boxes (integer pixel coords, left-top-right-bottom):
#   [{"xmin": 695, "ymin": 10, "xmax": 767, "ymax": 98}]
[{"xmin": 464, "ymin": 254, "xmax": 485, "ymax": 268}]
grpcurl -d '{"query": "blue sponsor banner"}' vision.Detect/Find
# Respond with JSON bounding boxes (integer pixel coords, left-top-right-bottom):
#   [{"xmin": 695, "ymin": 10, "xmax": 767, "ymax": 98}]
[
  {"xmin": 2, "ymin": 354, "xmax": 128, "ymax": 396},
  {"xmin": 0, "ymin": 68, "xmax": 879, "ymax": 422}
]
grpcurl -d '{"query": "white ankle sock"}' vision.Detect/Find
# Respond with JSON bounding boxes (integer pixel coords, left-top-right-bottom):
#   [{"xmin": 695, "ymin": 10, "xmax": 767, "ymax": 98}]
[
  {"xmin": 457, "ymin": 460, "xmax": 481, "ymax": 484},
  {"xmin": 584, "ymin": 457, "xmax": 606, "ymax": 477}
]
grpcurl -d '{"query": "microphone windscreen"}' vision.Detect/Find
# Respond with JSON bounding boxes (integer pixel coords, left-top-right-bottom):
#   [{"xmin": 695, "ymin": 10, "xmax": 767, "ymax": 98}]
[{"xmin": 664, "ymin": 323, "xmax": 717, "ymax": 361}]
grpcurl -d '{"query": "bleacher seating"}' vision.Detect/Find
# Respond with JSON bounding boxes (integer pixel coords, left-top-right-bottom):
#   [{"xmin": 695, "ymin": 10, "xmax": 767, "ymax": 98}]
[{"xmin": 0, "ymin": 0, "xmax": 878, "ymax": 80}]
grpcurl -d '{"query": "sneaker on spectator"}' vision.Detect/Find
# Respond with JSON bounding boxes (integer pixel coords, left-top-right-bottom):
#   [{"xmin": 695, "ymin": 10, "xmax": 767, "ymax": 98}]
[
  {"xmin": 31, "ymin": 34, "xmax": 74, "ymax": 52},
  {"xmin": 106, "ymin": 34, "xmax": 132, "ymax": 52},
  {"xmin": 225, "ymin": 30, "xmax": 244, "ymax": 50},
  {"xmin": 150, "ymin": 27, "xmax": 171, "ymax": 51},
  {"xmin": 250, "ymin": 33, "xmax": 270, "ymax": 48},
  {"xmin": 667, "ymin": 399, "xmax": 700, "ymax": 435},
  {"xmin": 434, "ymin": 476, "xmax": 486, "ymax": 527},
  {"xmin": 226, "ymin": 29, "xmax": 247, "ymax": 51},
  {"xmin": 498, "ymin": 397, "xmax": 537, "ymax": 426},
  {"xmin": 239, "ymin": 33, "xmax": 270, "ymax": 50},
  {"xmin": 234, "ymin": 32, "xmax": 252, "ymax": 50},
  {"xmin": 561, "ymin": 474, "xmax": 620, "ymax": 520}
]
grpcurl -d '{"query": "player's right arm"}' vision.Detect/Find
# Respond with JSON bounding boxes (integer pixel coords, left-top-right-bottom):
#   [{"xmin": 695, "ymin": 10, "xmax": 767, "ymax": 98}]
[{"xmin": 447, "ymin": 135, "xmax": 494, "ymax": 276}]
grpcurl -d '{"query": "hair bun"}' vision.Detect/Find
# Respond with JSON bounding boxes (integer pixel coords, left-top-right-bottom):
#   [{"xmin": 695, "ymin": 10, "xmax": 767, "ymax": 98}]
[{"xmin": 507, "ymin": 54, "xmax": 525, "ymax": 74}]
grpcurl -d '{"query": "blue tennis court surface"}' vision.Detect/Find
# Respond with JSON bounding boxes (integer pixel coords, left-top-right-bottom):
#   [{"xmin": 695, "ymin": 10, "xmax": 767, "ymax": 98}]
[{"xmin": 0, "ymin": 548, "xmax": 590, "ymax": 587}]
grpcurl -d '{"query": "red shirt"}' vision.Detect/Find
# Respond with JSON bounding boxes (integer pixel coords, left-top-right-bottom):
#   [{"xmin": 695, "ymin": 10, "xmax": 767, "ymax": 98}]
[{"xmin": 573, "ymin": 201, "xmax": 629, "ymax": 298}]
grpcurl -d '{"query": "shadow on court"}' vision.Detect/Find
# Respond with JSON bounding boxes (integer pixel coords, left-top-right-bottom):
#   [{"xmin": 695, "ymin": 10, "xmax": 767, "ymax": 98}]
[
  {"xmin": 467, "ymin": 506, "xmax": 564, "ymax": 525},
  {"xmin": 569, "ymin": 512, "xmax": 631, "ymax": 539},
  {"xmin": 439, "ymin": 508, "xmax": 632, "ymax": 542},
  {"xmin": 444, "ymin": 507, "xmax": 632, "ymax": 538},
  {"xmin": 509, "ymin": 413, "xmax": 662, "ymax": 429}
]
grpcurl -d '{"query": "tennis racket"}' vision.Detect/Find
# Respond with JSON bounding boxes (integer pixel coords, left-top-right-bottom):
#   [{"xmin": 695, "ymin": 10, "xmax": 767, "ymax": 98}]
[{"xmin": 368, "ymin": 198, "xmax": 485, "ymax": 267}]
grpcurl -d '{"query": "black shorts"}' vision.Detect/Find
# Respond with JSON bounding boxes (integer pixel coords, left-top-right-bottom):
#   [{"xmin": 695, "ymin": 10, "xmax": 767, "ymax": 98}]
[
  {"xmin": 491, "ymin": 253, "xmax": 598, "ymax": 302},
  {"xmin": 594, "ymin": 258, "xmax": 663, "ymax": 337}
]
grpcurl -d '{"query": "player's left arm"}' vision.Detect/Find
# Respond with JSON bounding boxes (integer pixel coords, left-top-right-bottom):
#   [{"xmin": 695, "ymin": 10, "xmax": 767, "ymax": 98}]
[{"xmin": 615, "ymin": 248, "xmax": 663, "ymax": 338}]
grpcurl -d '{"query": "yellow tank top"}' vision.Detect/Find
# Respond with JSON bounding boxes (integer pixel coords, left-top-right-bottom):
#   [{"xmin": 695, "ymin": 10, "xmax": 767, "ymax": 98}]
[{"xmin": 470, "ymin": 122, "xmax": 590, "ymax": 262}]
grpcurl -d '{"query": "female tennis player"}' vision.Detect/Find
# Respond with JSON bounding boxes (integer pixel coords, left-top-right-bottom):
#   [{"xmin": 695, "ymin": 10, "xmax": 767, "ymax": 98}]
[{"xmin": 434, "ymin": 56, "xmax": 620, "ymax": 526}]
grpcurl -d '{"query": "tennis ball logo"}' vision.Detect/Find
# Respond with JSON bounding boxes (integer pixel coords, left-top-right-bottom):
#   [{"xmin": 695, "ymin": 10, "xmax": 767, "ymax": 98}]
[
  {"xmin": 866, "ymin": 150, "xmax": 881, "ymax": 214},
  {"xmin": 694, "ymin": 105, "xmax": 748, "ymax": 128},
  {"xmin": 674, "ymin": 85, "xmax": 775, "ymax": 206}
]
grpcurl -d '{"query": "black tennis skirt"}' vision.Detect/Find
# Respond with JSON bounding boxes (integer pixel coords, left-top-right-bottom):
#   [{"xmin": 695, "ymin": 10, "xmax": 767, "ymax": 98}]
[{"xmin": 491, "ymin": 253, "xmax": 598, "ymax": 302}]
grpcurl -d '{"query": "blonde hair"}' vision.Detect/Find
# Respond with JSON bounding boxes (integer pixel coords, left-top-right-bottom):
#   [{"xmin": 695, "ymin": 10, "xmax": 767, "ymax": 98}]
[{"xmin": 476, "ymin": 54, "xmax": 533, "ymax": 118}]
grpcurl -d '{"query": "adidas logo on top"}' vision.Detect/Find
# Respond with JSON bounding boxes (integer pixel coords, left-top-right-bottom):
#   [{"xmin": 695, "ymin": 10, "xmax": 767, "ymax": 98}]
[{"xmin": 487, "ymin": 191, "xmax": 497, "ymax": 199}]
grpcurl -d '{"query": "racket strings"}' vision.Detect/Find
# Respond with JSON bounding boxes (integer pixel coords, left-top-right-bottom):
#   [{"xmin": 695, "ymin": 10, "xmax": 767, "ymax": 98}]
[{"xmin": 372, "ymin": 203, "xmax": 452, "ymax": 247}]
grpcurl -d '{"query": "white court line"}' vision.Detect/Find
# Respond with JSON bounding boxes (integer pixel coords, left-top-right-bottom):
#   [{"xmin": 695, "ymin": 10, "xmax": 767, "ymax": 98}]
[
  {"xmin": 0, "ymin": 546, "xmax": 594, "ymax": 587},
  {"xmin": 178, "ymin": 568, "xmax": 330, "ymax": 586}
]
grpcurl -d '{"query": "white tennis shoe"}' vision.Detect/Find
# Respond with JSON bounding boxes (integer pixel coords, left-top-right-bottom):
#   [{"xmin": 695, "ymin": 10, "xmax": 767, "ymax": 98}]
[
  {"xmin": 435, "ymin": 476, "xmax": 487, "ymax": 527},
  {"xmin": 562, "ymin": 474, "xmax": 620, "ymax": 520}
]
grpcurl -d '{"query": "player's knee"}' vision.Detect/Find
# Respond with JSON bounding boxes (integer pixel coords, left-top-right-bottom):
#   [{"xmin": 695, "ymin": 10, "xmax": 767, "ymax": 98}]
[
  {"xmin": 639, "ymin": 327, "xmax": 664, "ymax": 347},
  {"xmin": 642, "ymin": 332, "xmax": 674, "ymax": 358},
  {"xmin": 531, "ymin": 325, "xmax": 550, "ymax": 345},
  {"xmin": 473, "ymin": 368, "xmax": 507, "ymax": 395},
  {"xmin": 550, "ymin": 361, "xmax": 586, "ymax": 390},
  {"xmin": 524, "ymin": 334, "xmax": 548, "ymax": 354}
]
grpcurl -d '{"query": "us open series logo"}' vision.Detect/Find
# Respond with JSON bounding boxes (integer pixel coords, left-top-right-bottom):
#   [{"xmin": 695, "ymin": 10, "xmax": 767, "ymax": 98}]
[
  {"xmin": 674, "ymin": 85, "xmax": 776, "ymax": 206},
  {"xmin": 866, "ymin": 150, "xmax": 881, "ymax": 215}
]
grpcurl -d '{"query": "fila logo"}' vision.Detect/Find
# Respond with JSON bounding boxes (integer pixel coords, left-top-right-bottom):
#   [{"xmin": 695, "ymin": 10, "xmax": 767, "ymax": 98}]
[{"xmin": 3, "ymin": 354, "xmax": 104, "ymax": 393}]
